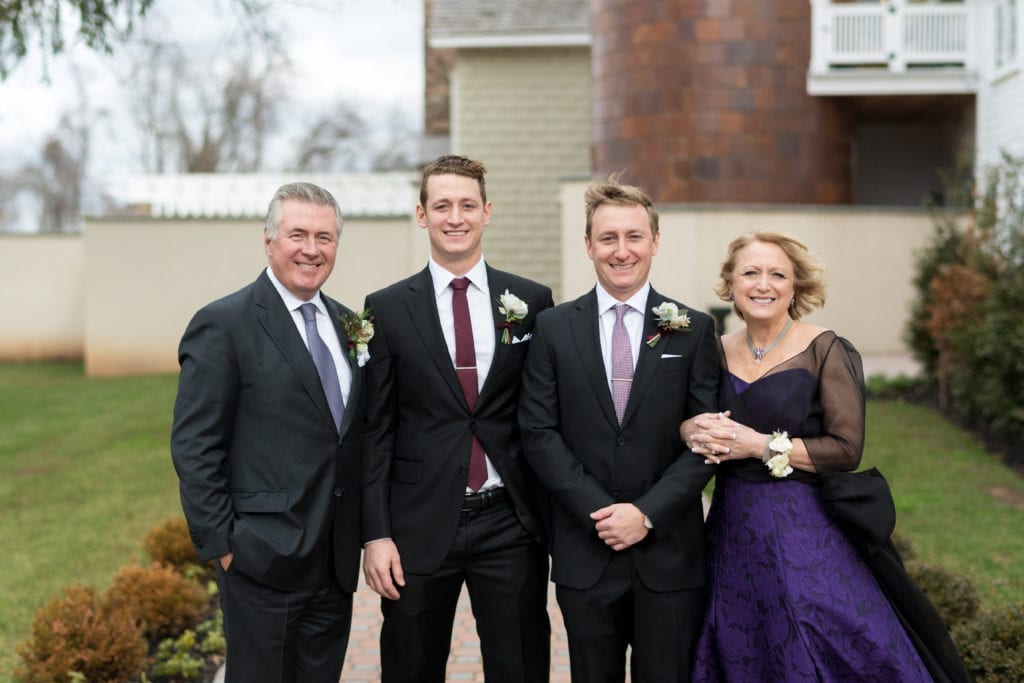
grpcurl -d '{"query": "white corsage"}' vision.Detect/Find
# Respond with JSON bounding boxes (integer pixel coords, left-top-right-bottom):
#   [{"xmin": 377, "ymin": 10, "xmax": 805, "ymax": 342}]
[
  {"xmin": 645, "ymin": 301, "xmax": 691, "ymax": 349},
  {"xmin": 764, "ymin": 430, "xmax": 794, "ymax": 479},
  {"xmin": 340, "ymin": 309, "xmax": 374, "ymax": 367},
  {"xmin": 497, "ymin": 289, "xmax": 529, "ymax": 344}
]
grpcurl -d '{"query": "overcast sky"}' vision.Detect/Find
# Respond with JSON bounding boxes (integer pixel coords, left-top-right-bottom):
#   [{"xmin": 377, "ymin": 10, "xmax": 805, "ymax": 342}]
[{"xmin": 0, "ymin": 0, "xmax": 424, "ymax": 174}]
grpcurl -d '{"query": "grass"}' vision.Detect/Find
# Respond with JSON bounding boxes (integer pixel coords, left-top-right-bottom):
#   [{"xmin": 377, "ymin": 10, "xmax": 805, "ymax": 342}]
[
  {"xmin": 863, "ymin": 400, "xmax": 1024, "ymax": 607},
  {"xmin": 0, "ymin": 365, "xmax": 1021, "ymax": 681},
  {"xmin": 0, "ymin": 363, "xmax": 181, "ymax": 682}
]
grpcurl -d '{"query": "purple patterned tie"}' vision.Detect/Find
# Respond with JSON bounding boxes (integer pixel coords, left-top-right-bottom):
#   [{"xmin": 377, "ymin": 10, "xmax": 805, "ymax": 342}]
[
  {"xmin": 611, "ymin": 303, "xmax": 634, "ymax": 424},
  {"xmin": 300, "ymin": 303, "xmax": 345, "ymax": 430},
  {"xmin": 451, "ymin": 278, "xmax": 487, "ymax": 491}
]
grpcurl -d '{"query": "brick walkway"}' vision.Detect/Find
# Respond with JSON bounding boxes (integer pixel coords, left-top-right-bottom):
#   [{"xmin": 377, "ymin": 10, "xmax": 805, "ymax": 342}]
[
  {"xmin": 343, "ymin": 581, "xmax": 574, "ymax": 682},
  {"xmin": 211, "ymin": 581, "xmax": 574, "ymax": 682}
]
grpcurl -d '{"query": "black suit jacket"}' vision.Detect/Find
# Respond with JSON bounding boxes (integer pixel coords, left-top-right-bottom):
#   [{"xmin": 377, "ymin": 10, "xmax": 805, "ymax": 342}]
[
  {"xmin": 519, "ymin": 287, "xmax": 719, "ymax": 591},
  {"xmin": 171, "ymin": 271, "xmax": 365, "ymax": 593},
  {"xmin": 361, "ymin": 265, "xmax": 554, "ymax": 574}
]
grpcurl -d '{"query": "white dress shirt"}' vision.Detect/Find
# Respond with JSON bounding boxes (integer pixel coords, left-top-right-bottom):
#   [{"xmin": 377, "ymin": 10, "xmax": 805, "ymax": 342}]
[
  {"xmin": 265, "ymin": 266, "xmax": 352, "ymax": 407},
  {"xmin": 595, "ymin": 282, "xmax": 650, "ymax": 396},
  {"xmin": 428, "ymin": 257, "xmax": 503, "ymax": 492}
]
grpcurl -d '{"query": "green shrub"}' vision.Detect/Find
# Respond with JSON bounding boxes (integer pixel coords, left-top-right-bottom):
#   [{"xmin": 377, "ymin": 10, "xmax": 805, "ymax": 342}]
[
  {"xmin": 105, "ymin": 562, "xmax": 208, "ymax": 641},
  {"xmin": 15, "ymin": 585, "xmax": 148, "ymax": 683},
  {"xmin": 151, "ymin": 630, "xmax": 205, "ymax": 680},
  {"xmin": 865, "ymin": 373, "xmax": 932, "ymax": 401},
  {"xmin": 149, "ymin": 609, "xmax": 225, "ymax": 681},
  {"xmin": 142, "ymin": 516, "xmax": 214, "ymax": 582},
  {"xmin": 952, "ymin": 604, "xmax": 1024, "ymax": 683},
  {"xmin": 906, "ymin": 152, "xmax": 1024, "ymax": 441},
  {"xmin": 906, "ymin": 559, "xmax": 980, "ymax": 628}
]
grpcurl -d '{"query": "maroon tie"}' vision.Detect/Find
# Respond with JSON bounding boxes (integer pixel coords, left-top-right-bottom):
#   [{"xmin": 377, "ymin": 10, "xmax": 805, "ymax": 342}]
[{"xmin": 451, "ymin": 277, "xmax": 487, "ymax": 491}]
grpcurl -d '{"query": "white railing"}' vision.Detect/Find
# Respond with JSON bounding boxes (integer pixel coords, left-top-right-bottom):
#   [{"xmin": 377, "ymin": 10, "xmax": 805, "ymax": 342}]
[
  {"xmin": 810, "ymin": 0, "xmax": 973, "ymax": 75},
  {"xmin": 100, "ymin": 172, "xmax": 417, "ymax": 220}
]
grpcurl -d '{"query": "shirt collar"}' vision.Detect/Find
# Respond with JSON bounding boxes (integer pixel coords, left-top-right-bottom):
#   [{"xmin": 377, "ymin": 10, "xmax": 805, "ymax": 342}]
[
  {"xmin": 265, "ymin": 266, "xmax": 326, "ymax": 315},
  {"xmin": 595, "ymin": 281, "xmax": 651, "ymax": 317},
  {"xmin": 598, "ymin": 280, "xmax": 651, "ymax": 317},
  {"xmin": 428, "ymin": 256, "xmax": 489, "ymax": 298}
]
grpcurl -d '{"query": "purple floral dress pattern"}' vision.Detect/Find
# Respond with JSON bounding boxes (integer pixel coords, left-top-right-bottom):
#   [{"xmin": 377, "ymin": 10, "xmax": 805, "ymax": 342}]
[{"xmin": 692, "ymin": 335, "xmax": 932, "ymax": 682}]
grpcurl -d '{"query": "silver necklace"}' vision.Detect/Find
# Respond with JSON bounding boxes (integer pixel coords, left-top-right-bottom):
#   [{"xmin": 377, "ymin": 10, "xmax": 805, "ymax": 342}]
[{"xmin": 746, "ymin": 318, "xmax": 793, "ymax": 365}]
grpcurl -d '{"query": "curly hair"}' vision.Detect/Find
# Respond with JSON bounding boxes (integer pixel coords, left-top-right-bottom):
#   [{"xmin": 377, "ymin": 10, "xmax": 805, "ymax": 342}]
[{"xmin": 714, "ymin": 230, "xmax": 827, "ymax": 320}]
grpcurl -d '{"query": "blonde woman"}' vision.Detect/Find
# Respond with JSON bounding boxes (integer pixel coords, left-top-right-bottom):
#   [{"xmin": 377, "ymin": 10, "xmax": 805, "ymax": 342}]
[{"xmin": 682, "ymin": 231, "xmax": 966, "ymax": 682}]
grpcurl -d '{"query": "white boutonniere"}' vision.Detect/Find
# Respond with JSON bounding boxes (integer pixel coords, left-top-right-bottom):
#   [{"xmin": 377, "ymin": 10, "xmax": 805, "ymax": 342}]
[
  {"xmin": 340, "ymin": 309, "xmax": 374, "ymax": 367},
  {"xmin": 645, "ymin": 301, "xmax": 691, "ymax": 349},
  {"xmin": 496, "ymin": 289, "xmax": 529, "ymax": 345},
  {"xmin": 764, "ymin": 430, "xmax": 794, "ymax": 478}
]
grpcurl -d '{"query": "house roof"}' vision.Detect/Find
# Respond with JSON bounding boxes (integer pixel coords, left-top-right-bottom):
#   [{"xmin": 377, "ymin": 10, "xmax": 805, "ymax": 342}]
[
  {"xmin": 101, "ymin": 172, "xmax": 417, "ymax": 220},
  {"xmin": 429, "ymin": 0, "xmax": 590, "ymax": 49}
]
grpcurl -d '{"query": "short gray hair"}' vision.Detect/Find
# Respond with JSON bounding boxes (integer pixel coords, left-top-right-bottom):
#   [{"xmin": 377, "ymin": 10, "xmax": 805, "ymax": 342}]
[{"xmin": 265, "ymin": 182, "xmax": 344, "ymax": 240}]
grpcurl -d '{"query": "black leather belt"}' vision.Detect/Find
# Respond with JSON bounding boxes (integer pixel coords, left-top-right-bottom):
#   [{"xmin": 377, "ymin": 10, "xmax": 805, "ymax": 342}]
[{"xmin": 462, "ymin": 487, "xmax": 510, "ymax": 511}]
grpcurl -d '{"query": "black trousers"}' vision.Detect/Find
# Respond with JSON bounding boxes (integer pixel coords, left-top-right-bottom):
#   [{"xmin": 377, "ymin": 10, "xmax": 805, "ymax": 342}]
[
  {"xmin": 217, "ymin": 563, "xmax": 353, "ymax": 683},
  {"xmin": 556, "ymin": 552, "xmax": 704, "ymax": 683},
  {"xmin": 380, "ymin": 500, "xmax": 551, "ymax": 682}
]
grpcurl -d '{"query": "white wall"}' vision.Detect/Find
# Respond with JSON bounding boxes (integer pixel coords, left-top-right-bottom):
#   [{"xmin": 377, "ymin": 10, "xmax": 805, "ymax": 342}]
[
  {"xmin": 975, "ymin": 0, "xmax": 1024, "ymax": 173},
  {"xmin": 82, "ymin": 216, "xmax": 423, "ymax": 376},
  {"xmin": 0, "ymin": 234, "xmax": 84, "ymax": 361}
]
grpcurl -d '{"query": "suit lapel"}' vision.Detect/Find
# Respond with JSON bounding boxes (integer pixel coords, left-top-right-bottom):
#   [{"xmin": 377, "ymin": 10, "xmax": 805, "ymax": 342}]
[
  {"xmin": 403, "ymin": 268, "xmax": 469, "ymax": 410},
  {"xmin": 478, "ymin": 265, "xmax": 508, "ymax": 403},
  {"xmin": 324, "ymin": 296, "xmax": 361, "ymax": 440},
  {"xmin": 254, "ymin": 274, "xmax": 337, "ymax": 431},
  {"xmin": 621, "ymin": 289, "xmax": 661, "ymax": 427},
  {"xmin": 568, "ymin": 289, "xmax": 619, "ymax": 427}
]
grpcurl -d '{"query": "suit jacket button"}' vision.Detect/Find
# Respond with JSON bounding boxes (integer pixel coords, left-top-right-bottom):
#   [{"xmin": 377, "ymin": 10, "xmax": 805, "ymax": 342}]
[
  {"xmin": 616, "ymin": 436, "xmax": 625, "ymax": 446},
  {"xmin": 459, "ymin": 465, "xmax": 468, "ymax": 475},
  {"xmin": 333, "ymin": 488, "xmax": 343, "ymax": 497}
]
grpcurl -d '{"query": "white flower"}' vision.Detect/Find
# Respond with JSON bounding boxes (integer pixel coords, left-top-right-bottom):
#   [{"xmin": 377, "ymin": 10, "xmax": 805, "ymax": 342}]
[
  {"xmin": 497, "ymin": 289, "xmax": 529, "ymax": 344},
  {"xmin": 768, "ymin": 431, "xmax": 792, "ymax": 455},
  {"xmin": 765, "ymin": 430, "xmax": 794, "ymax": 479},
  {"xmin": 340, "ymin": 309, "xmax": 374, "ymax": 367},
  {"xmin": 766, "ymin": 454, "xmax": 794, "ymax": 478},
  {"xmin": 646, "ymin": 301, "xmax": 692, "ymax": 348},
  {"xmin": 498, "ymin": 289, "xmax": 529, "ymax": 319}
]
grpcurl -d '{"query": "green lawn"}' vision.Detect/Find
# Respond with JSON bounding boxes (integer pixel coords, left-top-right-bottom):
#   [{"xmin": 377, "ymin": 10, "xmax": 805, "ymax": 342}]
[
  {"xmin": 0, "ymin": 363, "xmax": 182, "ymax": 682},
  {"xmin": 0, "ymin": 364, "xmax": 1021, "ymax": 682}
]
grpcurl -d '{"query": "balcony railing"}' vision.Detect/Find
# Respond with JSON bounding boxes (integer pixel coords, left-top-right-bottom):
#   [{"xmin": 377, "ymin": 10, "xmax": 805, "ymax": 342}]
[{"xmin": 808, "ymin": 0, "xmax": 977, "ymax": 94}]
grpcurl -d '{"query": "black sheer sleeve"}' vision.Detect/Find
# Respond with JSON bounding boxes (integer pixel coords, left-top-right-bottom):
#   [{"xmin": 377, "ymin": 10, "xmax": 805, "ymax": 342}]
[{"xmin": 804, "ymin": 334, "xmax": 865, "ymax": 473}]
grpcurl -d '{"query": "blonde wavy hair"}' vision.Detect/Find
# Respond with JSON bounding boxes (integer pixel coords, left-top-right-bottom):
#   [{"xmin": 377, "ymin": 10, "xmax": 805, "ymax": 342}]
[{"xmin": 714, "ymin": 230, "xmax": 826, "ymax": 320}]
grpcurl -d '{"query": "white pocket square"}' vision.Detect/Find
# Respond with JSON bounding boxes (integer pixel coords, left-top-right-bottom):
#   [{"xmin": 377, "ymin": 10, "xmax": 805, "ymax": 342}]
[
  {"xmin": 512, "ymin": 333, "xmax": 533, "ymax": 344},
  {"xmin": 661, "ymin": 354, "xmax": 682, "ymax": 359}
]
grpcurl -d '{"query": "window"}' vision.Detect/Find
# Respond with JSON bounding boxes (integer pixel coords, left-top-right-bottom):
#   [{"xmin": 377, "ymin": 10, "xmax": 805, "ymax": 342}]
[{"xmin": 995, "ymin": 0, "xmax": 1019, "ymax": 72}]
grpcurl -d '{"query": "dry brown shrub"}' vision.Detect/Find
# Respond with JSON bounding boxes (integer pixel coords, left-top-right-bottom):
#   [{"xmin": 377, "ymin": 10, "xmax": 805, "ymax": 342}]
[
  {"xmin": 15, "ymin": 585, "xmax": 147, "ymax": 683},
  {"xmin": 105, "ymin": 562, "xmax": 208, "ymax": 641}
]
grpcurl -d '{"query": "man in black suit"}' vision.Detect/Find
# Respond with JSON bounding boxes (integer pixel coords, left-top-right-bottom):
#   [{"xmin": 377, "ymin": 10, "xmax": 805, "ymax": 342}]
[
  {"xmin": 171, "ymin": 182, "xmax": 365, "ymax": 683},
  {"xmin": 519, "ymin": 177, "xmax": 719, "ymax": 682},
  {"xmin": 361, "ymin": 155, "xmax": 553, "ymax": 682}
]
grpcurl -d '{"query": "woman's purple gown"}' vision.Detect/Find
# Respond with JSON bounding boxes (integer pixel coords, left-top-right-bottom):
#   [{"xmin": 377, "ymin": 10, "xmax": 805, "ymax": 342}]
[{"xmin": 692, "ymin": 332, "xmax": 932, "ymax": 682}]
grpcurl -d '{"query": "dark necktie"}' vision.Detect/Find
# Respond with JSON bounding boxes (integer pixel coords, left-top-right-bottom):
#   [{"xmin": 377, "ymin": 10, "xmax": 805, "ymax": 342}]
[
  {"xmin": 451, "ymin": 277, "xmax": 487, "ymax": 491},
  {"xmin": 300, "ymin": 303, "xmax": 345, "ymax": 430},
  {"xmin": 611, "ymin": 303, "xmax": 634, "ymax": 424}
]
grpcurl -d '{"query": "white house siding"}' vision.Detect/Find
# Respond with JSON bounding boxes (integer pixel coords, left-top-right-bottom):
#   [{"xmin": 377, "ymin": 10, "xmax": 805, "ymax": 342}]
[
  {"xmin": 976, "ymin": 1, "xmax": 1024, "ymax": 174},
  {"xmin": 450, "ymin": 46, "xmax": 591, "ymax": 301}
]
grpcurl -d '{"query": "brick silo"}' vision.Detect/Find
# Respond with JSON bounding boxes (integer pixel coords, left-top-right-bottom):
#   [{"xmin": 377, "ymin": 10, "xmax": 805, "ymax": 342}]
[{"xmin": 590, "ymin": 0, "xmax": 852, "ymax": 204}]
